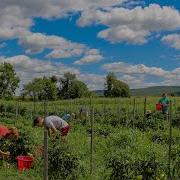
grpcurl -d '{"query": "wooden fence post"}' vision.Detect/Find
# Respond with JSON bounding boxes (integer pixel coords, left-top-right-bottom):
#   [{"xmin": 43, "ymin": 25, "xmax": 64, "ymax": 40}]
[
  {"xmin": 90, "ymin": 105, "xmax": 94, "ymax": 176},
  {"xmin": 44, "ymin": 128, "xmax": 48, "ymax": 180},
  {"xmin": 132, "ymin": 98, "xmax": 136, "ymax": 128},
  {"xmin": 15, "ymin": 101, "xmax": 19, "ymax": 119},
  {"xmin": 143, "ymin": 96, "xmax": 147, "ymax": 131},
  {"xmin": 168, "ymin": 101, "xmax": 172, "ymax": 180},
  {"xmin": 43, "ymin": 100, "xmax": 48, "ymax": 180},
  {"xmin": 33, "ymin": 98, "xmax": 36, "ymax": 116},
  {"xmin": 4, "ymin": 104, "xmax": 7, "ymax": 117}
]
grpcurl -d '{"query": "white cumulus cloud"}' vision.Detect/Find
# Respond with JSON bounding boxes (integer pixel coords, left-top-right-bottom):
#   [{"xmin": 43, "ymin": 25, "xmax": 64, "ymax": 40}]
[
  {"xmin": 103, "ymin": 62, "xmax": 170, "ymax": 77},
  {"xmin": 74, "ymin": 49, "xmax": 103, "ymax": 65},
  {"xmin": 78, "ymin": 4, "xmax": 180, "ymax": 44},
  {"xmin": 162, "ymin": 34, "xmax": 180, "ymax": 50},
  {"xmin": 102, "ymin": 61, "xmax": 180, "ymax": 88}
]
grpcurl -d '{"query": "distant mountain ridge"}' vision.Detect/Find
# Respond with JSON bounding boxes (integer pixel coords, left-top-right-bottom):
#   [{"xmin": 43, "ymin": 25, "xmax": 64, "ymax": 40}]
[
  {"xmin": 94, "ymin": 86, "xmax": 180, "ymax": 96},
  {"xmin": 131, "ymin": 86, "xmax": 180, "ymax": 96}
]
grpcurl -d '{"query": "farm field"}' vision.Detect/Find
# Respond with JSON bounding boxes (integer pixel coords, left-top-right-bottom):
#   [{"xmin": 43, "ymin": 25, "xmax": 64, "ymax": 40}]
[{"xmin": 0, "ymin": 97, "xmax": 180, "ymax": 180}]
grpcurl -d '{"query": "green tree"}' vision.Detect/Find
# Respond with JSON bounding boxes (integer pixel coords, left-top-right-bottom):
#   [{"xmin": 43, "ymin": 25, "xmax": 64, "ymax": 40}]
[
  {"xmin": 58, "ymin": 72, "xmax": 76, "ymax": 99},
  {"xmin": 104, "ymin": 72, "xmax": 116, "ymax": 97},
  {"xmin": 68, "ymin": 80, "xmax": 89, "ymax": 99},
  {"xmin": 23, "ymin": 76, "xmax": 57, "ymax": 100},
  {"xmin": 104, "ymin": 73, "xmax": 130, "ymax": 97},
  {"xmin": 51, "ymin": 75, "xmax": 58, "ymax": 83},
  {"xmin": 58, "ymin": 72, "xmax": 89, "ymax": 99},
  {"xmin": 0, "ymin": 62, "xmax": 20, "ymax": 99}
]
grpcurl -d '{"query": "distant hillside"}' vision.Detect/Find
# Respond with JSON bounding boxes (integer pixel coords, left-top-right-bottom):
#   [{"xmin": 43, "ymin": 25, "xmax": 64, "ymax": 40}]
[
  {"xmin": 131, "ymin": 86, "xmax": 180, "ymax": 96},
  {"xmin": 94, "ymin": 86, "xmax": 180, "ymax": 97},
  {"xmin": 94, "ymin": 90, "xmax": 104, "ymax": 96}
]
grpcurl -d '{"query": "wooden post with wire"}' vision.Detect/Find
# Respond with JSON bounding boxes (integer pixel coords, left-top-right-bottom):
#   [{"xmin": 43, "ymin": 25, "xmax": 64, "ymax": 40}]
[
  {"xmin": 90, "ymin": 98, "xmax": 94, "ymax": 177},
  {"xmin": 15, "ymin": 101, "xmax": 19, "ymax": 126},
  {"xmin": 4, "ymin": 103, "xmax": 7, "ymax": 117},
  {"xmin": 168, "ymin": 100, "xmax": 172, "ymax": 180},
  {"xmin": 132, "ymin": 98, "xmax": 136, "ymax": 129},
  {"xmin": 15, "ymin": 101, "xmax": 18, "ymax": 119},
  {"xmin": 143, "ymin": 96, "xmax": 147, "ymax": 131},
  {"xmin": 174, "ymin": 98, "xmax": 177, "ymax": 114},
  {"xmin": 43, "ymin": 100, "xmax": 48, "ymax": 180},
  {"xmin": 33, "ymin": 97, "xmax": 36, "ymax": 117},
  {"xmin": 143, "ymin": 96, "xmax": 147, "ymax": 116}
]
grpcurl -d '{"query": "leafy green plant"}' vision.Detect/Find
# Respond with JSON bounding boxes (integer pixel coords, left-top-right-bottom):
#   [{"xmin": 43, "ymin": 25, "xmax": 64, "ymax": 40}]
[
  {"xmin": 0, "ymin": 132, "xmax": 34, "ymax": 163},
  {"xmin": 48, "ymin": 138, "xmax": 80, "ymax": 180}
]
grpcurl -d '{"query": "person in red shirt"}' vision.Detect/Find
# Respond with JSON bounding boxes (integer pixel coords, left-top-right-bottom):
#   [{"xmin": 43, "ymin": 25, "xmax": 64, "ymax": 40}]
[{"xmin": 0, "ymin": 124, "xmax": 19, "ymax": 139}]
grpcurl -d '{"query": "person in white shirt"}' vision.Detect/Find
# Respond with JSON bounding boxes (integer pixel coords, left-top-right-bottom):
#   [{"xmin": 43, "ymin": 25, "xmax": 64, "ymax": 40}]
[{"xmin": 33, "ymin": 115, "xmax": 70, "ymax": 137}]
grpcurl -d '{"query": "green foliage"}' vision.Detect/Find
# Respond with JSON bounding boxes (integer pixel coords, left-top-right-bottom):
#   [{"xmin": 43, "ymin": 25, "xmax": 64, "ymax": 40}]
[
  {"xmin": 48, "ymin": 138, "xmax": 80, "ymax": 180},
  {"xmin": 58, "ymin": 72, "xmax": 89, "ymax": 99},
  {"xmin": 104, "ymin": 147, "xmax": 167, "ymax": 180},
  {"xmin": 104, "ymin": 72, "xmax": 130, "ymax": 97},
  {"xmin": 23, "ymin": 76, "xmax": 57, "ymax": 100},
  {"xmin": 172, "ymin": 113, "xmax": 180, "ymax": 128},
  {"xmin": 0, "ymin": 63, "xmax": 20, "ymax": 99},
  {"xmin": 68, "ymin": 80, "xmax": 89, "ymax": 99},
  {"xmin": 0, "ymin": 132, "xmax": 33, "ymax": 163}
]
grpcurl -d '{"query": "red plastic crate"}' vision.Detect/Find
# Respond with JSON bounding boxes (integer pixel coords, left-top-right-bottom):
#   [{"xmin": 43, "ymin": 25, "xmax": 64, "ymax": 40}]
[
  {"xmin": 156, "ymin": 103, "xmax": 162, "ymax": 111},
  {"xmin": 16, "ymin": 155, "xmax": 33, "ymax": 171}
]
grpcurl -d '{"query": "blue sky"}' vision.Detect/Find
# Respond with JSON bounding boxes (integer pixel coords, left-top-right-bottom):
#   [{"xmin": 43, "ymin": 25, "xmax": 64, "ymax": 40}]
[{"xmin": 0, "ymin": 0, "xmax": 180, "ymax": 90}]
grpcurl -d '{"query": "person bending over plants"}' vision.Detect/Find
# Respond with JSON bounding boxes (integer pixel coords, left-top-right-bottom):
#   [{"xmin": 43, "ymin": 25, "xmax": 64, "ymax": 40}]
[
  {"xmin": 79, "ymin": 106, "xmax": 89, "ymax": 118},
  {"xmin": 33, "ymin": 115, "xmax": 70, "ymax": 138},
  {"xmin": 158, "ymin": 93, "xmax": 170, "ymax": 115},
  {"xmin": 0, "ymin": 124, "xmax": 19, "ymax": 140},
  {"xmin": 145, "ymin": 110, "xmax": 152, "ymax": 119}
]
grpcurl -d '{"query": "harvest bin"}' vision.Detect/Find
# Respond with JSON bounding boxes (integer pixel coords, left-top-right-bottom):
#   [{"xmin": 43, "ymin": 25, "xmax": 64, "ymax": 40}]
[
  {"xmin": 16, "ymin": 155, "xmax": 33, "ymax": 171},
  {"xmin": 156, "ymin": 103, "xmax": 162, "ymax": 111}
]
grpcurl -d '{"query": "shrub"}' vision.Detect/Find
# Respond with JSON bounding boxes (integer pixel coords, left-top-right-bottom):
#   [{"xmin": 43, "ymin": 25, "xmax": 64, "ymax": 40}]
[
  {"xmin": 48, "ymin": 138, "xmax": 80, "ymax": 180},
  {"xmin": 0, "ymin": 132, "xmax": 33, "ymax": 163},
  {"xmin": 105, "ymin": 152, "xmax": 165, "ymax": 180}
]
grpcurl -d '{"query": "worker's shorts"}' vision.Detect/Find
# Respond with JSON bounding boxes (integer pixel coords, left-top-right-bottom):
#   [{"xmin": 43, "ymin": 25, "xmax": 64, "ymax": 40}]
[{"xmin": 60, "ymin": 125, "xmax": 70, "ymax": 136}]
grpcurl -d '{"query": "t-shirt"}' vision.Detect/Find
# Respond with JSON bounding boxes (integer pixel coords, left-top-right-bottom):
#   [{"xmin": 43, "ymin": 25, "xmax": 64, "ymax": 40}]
[
  {"xmin": 159, "ymin": 97, "xmax": 170, "ymax": 105},
  {"xmin": 62, "ymin": 114, "xmax": 71, "ymax": 121},
  {"xmin": 158, "ymin": 97, "xmax": 170, "ymax": 111},
  {"xmin": 44, "ymin": 116, "xmax": 68, "ymax": 130}
]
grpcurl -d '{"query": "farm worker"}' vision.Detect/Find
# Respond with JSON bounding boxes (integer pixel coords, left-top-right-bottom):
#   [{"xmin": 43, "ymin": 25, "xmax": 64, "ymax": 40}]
[
  {"xmin": 0, "ymin": 124, "xmax": 19, "ymax": 139},
  {"xmin": 80, "ymin": 106, "xmax": 89, "ymax": 117},
  {"xmin": 145, "ymin": 110, "xmax": 152, "ymax": 118},
  {"xmin": 71, "ymin": 112, "xmax": 76, "ymax": 119},
  {"xmin": 62, "ymin": 113, "xmax": 71, "ymax": 121},
  {"xmin": 158, "ymin": 93, "xmax": 170, "ymax": 114},
  {"xmin": 33, "ymin": 115, "xmax": 70, "ymax": 137}
]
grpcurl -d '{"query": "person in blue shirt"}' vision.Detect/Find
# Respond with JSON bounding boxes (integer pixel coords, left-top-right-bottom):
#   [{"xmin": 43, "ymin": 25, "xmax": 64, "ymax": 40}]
[{"xmin": 62, "ymin": 113, "xmax": 71, "ymax": 121}]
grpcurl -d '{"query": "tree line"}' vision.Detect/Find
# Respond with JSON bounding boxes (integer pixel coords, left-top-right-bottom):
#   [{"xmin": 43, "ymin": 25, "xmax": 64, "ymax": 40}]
[{"xmin": 0, "ymin": 62, "xmax": 130, "ymax": 100}]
